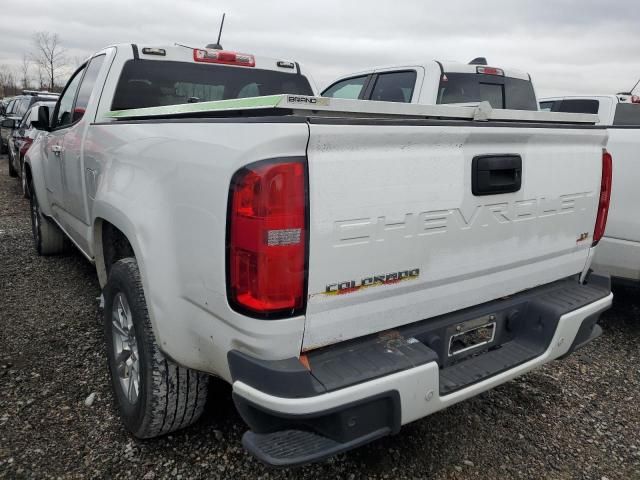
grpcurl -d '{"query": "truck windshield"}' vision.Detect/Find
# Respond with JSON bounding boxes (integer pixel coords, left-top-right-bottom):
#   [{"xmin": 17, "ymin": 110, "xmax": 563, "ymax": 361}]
[
  {"xmin": 438, "ymin": 73, "xmax": 537, "ymax": 110},
  {"xmin": 111, "ymin": 60, "xmax": 314, "ymax": 111}
]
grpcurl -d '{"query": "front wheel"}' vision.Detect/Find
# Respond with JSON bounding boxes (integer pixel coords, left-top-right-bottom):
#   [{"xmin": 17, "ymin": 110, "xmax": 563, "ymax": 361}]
[
  {"xmin": 8, "ymin": 147, "xmax": 17, "ymax": 177},
  {"xmin": 104, "ymin": 258, "xmax": 209, "ymax": 438}
]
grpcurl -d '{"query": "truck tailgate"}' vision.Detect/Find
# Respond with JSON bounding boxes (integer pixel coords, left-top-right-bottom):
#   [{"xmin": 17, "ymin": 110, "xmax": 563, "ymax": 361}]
[{"xmin": 303, "ymin": 119, "xmax": 607, "ymax": 350}]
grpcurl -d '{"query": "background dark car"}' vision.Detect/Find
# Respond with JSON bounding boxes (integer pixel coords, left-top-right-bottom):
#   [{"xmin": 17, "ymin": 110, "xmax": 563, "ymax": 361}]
[
  {"xmin": 8, "ymin": 100, "xmax": 56, "ymax": 196},
  {"xmin": 0, "ymin": 97, "xmax": 18, "ymax": 150},
  {"xmin": 1, "ymin": 91, "xmax": 59, "ymax": 158},
  {"xmin": 0, "ymin": 97, "xmax": 14, "ymax": 116}
]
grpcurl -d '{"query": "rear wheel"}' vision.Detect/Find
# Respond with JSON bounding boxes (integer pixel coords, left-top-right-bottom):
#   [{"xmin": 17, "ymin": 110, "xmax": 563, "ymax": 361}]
[
  {"xmin": 104, "ymin": 258, "xmax": 209, "ymax": 438},
  {"xmin": 30, "ymin": 187, "xmax": 66, "ymax": 255}
]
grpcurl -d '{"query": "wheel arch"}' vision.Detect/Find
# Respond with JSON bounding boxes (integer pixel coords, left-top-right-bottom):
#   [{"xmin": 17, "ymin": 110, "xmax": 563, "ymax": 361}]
[
  {"xmin": 92, "ymin": 207, "xmax": 145, "ymax": 289},
  {"xmin": 24, "ymin": 147, "xmax": 53, "ymax": 216}
]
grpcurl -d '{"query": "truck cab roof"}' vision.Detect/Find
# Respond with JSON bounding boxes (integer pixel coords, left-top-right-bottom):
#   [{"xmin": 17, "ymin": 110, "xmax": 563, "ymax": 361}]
[
  {"xmin": 328, "ymin": 60, "xmax": 530, "ymax": 83},
  {"xmin": 85, "ymin": 43, "xmax": 317, "ymax": 115},
  {"xmin": 104, "ymin": 43, "xmax": 316, "ymax": 85},
  {"xmin": 322, "ymin": 59, "xmax": 537, "ymax": 110}
]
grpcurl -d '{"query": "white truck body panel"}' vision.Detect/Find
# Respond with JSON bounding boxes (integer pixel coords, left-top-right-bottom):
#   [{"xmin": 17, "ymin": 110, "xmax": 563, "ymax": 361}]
[
  {"xmin": 541, "ymin": 95, "xmax": 640, "ymax": 282},
  {"xmin": 303, "ymin": 122, "xmax": 605, "ymax": 349}
]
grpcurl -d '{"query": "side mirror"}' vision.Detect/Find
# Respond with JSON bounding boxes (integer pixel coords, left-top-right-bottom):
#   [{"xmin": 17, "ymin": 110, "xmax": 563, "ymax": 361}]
[
  {"xmin": 31, "ymin": 106, "xmax": 51, "ymax": 131},
  {"xmin": 1, "ymin": 119, "xmax": 17, "ymax": 129}
]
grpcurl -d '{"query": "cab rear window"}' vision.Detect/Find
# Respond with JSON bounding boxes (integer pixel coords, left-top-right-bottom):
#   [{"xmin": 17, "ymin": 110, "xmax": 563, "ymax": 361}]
[
  {"xmin": 438, "ymin": 73, "xmax": 537, "ymax": 110},
  {"xmin": 613, "ymin": 104, "xmax": 640, "ymax": 126},
  {"xmin": 111, "ymin": 60, "xmax": 314, "ymax": 111},
  {"xmin": 547, "ymin": 99, "xmax": 600, "ymax": 114}
]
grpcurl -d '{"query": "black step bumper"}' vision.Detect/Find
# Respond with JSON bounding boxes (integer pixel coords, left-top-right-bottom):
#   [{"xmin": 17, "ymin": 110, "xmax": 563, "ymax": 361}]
[{"xmin": 229, "ymin": 274, "xmax": 611, "ymax": 466}]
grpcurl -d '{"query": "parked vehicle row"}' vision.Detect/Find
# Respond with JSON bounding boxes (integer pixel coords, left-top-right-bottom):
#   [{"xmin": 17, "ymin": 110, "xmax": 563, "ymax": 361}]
[
  {"xmin": 1, "ymin": 91, "xmax": 59, "ymax": 186},
  {"xmin": 7, "ymin": 101, "xmax": 57, "ymax": 197}
]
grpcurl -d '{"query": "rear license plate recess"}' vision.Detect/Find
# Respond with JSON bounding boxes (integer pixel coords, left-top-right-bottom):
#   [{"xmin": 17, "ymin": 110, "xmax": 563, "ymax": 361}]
[{"xmin": 447, "ymin": 314, "xmax": 496, "ymax": 357}]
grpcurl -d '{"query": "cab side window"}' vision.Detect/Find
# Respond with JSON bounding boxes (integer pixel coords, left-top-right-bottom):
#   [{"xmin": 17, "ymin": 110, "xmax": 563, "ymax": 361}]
[
  {"xmin": 73, "ymin": 55, "xmax": 106, "ymax": 123},
  {"xmin": 369, "ymin": 71, "xmax": 416, "ymax": 103},
  {"xmin": 55, "ymin": 66, "xmax": 85, "ymax": 129},
  {"xmin": 322, "ymin": 76, "xmax": 368, "ymax": 99}
]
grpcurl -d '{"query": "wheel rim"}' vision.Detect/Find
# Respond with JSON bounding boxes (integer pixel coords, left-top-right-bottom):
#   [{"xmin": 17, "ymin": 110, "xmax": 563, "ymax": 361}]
[{"xmin": 111, "ymin": 292, "xmax": 140, "ymax": 405}]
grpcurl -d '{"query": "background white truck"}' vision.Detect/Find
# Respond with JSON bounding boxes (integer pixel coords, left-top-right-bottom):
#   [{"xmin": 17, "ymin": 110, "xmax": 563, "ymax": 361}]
[
  {"xmin": 540, "ymin": 95, "xmax": 640, "ymax": 283},
  {"xmin": 322, "ymin": 57, "xmax": 538, "ymax": 110},
  {"xmin": 24, "ymin": 43, "xmax": 612, "ymax": 466}
]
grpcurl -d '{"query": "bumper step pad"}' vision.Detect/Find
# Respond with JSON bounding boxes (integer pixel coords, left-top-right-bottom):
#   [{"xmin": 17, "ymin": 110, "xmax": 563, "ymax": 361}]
[
  {"xmin": 440, "ymin": 341, "xmax": 539, "ymax": 395},
  {"xmin": 242, "ymin": 428, "xmax": 386, "ymax": 467}
]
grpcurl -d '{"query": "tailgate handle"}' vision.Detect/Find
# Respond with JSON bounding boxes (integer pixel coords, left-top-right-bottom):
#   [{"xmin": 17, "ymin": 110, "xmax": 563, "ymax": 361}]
[{"xmin": 472, "ymin": 154, "xmax": 522, "ymax": 196}]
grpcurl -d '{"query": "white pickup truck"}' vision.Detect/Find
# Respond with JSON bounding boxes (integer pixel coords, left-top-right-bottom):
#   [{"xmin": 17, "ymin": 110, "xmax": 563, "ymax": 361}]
[
  {"xmin": 540, "ymin": 95, "xmax": 640, "ymax": 283},
  {"xmin": 25, "ymin": 44, "xmax": 612, "ymax": 466},
  {"xmin": 322, "ymin": 58, "xmax": 539, "ymax": 110}
]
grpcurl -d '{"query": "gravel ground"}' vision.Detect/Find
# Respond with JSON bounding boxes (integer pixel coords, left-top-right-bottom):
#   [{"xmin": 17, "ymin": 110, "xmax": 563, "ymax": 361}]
[{"xmin": 1, "ymin": 153, "xmax": 639, "ymax": 480}]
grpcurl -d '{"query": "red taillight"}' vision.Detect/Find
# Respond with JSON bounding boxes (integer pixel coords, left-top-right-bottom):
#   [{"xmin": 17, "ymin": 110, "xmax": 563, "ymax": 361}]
[
  {"xmin": 193, "ymin": 48, "xmax": 255, "ymax": 67},
  {"xmin": 593, "ymin": 149, "xmax": 613, "ymax": 246},
  {"xmin": 227, "ymin": 159, "xmax": 307, "ymax": 317},
  {"xmin": 476, "ymin": 66, "xmax": 504, "ymax": 76},
  {"xmin": 631, "ymin": 95, "xmax": 640, "ymax": 104}
]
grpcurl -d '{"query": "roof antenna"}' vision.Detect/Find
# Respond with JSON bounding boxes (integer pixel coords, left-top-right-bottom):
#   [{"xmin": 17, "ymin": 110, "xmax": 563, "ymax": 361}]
[
  {"xmin": 617, "ymin": 78, "xmax": 640, "ymax": 96},
  {"xmin": 206, "ymin": 13, "xmax": 226, "ymax": 50}
]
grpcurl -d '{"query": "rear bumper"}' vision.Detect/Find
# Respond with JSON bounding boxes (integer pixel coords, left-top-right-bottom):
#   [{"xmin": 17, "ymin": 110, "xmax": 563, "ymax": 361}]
[{"xmin": 231, "ymin": 275, "xmax": 612, "ymax": 466}]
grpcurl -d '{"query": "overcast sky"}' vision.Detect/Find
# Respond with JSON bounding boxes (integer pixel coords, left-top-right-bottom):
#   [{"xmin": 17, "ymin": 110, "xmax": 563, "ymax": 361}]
[{"xmin": 2, "ymin": 0, "xmax": 640, "ymax": 97}]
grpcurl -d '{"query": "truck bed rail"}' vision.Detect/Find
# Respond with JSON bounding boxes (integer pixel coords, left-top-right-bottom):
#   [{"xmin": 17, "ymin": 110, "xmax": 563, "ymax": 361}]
[{"xmin": 106, "ymin": 95, "xmax": 599, "ymax": 124}]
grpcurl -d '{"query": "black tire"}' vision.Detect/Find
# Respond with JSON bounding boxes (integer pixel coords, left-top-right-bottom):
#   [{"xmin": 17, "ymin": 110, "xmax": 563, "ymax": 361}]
[
  {"xmin": 21, "ymin": 161, "xmax": 30, "ymax": 199},
  {"xmin": 30, "ymin": 188, "xmax": 66, "ymax": 255},
  {"xmin": 8, "ymin": 148, "xmax": 18, "ymax": 177},
  {"xmin": 104, "ymin": 258, "xmax": 209, "ymax": 438}
]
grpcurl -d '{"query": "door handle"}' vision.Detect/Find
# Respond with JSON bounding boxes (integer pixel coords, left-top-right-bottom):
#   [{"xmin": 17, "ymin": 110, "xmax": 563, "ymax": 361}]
[
  {"xmin": 51, "ymin": 145, "xmax": 63, "ymax": 156},
  {"xmin": 472, "ymin": 155, "xmax": 522, "ymax": 196}
]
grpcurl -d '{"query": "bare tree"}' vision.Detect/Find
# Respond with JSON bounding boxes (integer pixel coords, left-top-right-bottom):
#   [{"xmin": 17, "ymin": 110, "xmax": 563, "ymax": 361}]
[
  {"xmin": 0, "ymin": 65, "xmax": 18, "ymax": 96},
  {"xmin": 32, "ymin": 31, "xmax": 67, "ymax": 90},
  {"xmin": 20, "ymin": 54, "xmax": 31, "ymax": 90},
  {"xmin": 36, "ymin": 65, "xmax": 46, "ymax": 90}
]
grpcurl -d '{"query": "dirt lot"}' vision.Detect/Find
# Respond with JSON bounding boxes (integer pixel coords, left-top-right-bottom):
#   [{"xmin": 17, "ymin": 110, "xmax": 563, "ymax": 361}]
[{"xmin": 1, "ymin": 153, "xmax": 639, "ymax": 479}]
